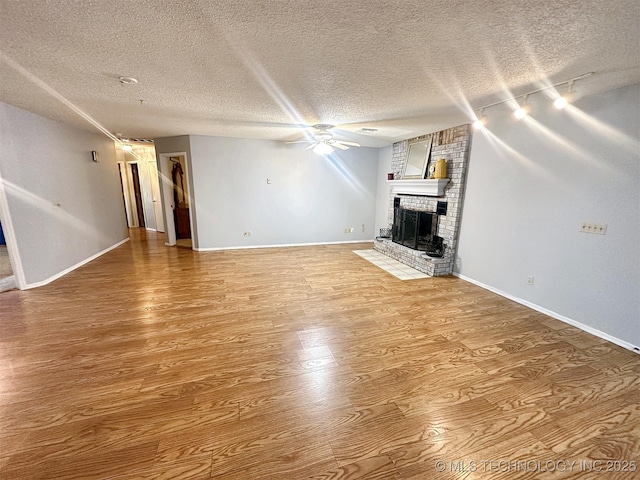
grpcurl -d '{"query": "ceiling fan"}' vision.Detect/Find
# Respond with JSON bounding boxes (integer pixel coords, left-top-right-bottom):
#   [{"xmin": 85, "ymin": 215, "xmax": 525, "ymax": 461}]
[{"xmin": 286, "ymin": 124, "xmax": 360, "ymax": 154}]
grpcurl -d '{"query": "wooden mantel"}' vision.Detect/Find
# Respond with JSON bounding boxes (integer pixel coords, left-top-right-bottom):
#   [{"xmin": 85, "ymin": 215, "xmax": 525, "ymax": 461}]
[{"xmin": 388, "ymin": 178, "xmax": 450, "ymax": 197}]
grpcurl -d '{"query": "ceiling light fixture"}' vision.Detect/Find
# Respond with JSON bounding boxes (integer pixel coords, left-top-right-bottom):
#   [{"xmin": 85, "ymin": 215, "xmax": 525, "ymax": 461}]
[
  {"xmin": 122, "ymin": 144, "xmax": 133, "ymax": 152},
  {"xmin": 313, "ymin": 142, "xmax": 334, "ymax": 155},
  {"xmin": 118, "ymin": 76, "xmax": 139, "ymax": 85},
  {"xmin": 472, "ymin": 72, "xmax": 592, "ymax": 126}
]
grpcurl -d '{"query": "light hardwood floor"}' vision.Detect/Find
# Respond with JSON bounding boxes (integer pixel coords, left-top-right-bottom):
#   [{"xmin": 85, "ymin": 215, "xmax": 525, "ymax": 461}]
[{"xmin": 1, "ymin": 229, "xmax": 638, "ymax": 479}]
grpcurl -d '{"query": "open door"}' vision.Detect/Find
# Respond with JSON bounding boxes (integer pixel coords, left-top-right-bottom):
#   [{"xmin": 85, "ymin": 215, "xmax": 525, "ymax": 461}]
[
  {"xmin": 148, "ymin": 160, "xmax": 165, "ymax": 233},
  {"xmin": 129, "ymin": 163, "xmax": 146, "ymax": 228},
  {"xmin": 157, "ymin": 152, "xmax": 193, "ymax": 248},
  {"xmin": 171, "ymin": 158, "xmax": 190, "ymax": 240}
]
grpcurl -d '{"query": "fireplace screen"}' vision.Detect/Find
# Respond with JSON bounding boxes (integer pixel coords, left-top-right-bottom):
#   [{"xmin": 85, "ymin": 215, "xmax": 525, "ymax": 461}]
[{"xmin": 392, "ymin": 206, "xmax": 437, "ymax": 251}]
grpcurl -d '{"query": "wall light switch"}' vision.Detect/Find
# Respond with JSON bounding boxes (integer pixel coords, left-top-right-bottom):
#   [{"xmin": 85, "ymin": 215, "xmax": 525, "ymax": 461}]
[{"xmin": 267, "ymin": 178, "xmax": 271, "ymax": 184}]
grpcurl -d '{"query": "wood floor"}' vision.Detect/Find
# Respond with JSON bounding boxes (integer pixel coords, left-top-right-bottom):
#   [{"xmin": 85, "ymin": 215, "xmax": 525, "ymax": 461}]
[{"xmin": 1, "ymin": 229, "xmax": 638, "ymax": 479}]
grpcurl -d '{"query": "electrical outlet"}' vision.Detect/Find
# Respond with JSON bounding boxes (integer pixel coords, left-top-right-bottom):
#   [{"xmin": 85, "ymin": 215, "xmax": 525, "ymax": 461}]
[
  {"xmin": 243, "ymin": 231, "xmax": 252, "ymax": 237},
  {"xmin": 349, "ymin": 227, "xmax": 354, "ymax": 233},
  {"xmin": 527, "ymin": 275, "xmax": 534, "ymax": 285},
  {"xmin": 580, "ymin": 222, "xmax": 607, "ymax": 235}
]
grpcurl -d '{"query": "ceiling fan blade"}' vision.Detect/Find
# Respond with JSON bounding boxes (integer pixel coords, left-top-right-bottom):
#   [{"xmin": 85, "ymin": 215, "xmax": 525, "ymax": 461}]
[
  {"xmin": 285, "ymin": 140, "xmax": 314, "ymax": 144},
  {"xmin": 335, "ymin": 140, "xmax": 360, "ymax": 147},
  {"xmin": 305, "ymin": 142, "xmax": 319, "ymax": 150},
  {"xmin": 330, "ymin": 142, "xmax": 350, "ymax": 150}
]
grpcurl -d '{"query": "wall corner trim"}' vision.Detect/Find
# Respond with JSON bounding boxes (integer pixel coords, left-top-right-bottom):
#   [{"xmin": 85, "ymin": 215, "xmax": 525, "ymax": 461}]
[
  {"xmin": 453, "ymin": 272, "xmax": 640, "ymax": 355},
  {"xmin": 23, "ymin": 237, "xmax": 130, "ymax": 290}
]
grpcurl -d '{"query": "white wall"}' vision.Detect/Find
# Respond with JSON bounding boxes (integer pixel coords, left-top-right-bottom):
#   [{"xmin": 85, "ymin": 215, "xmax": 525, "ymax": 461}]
[
  {"xmin": 0, "ymin": 102, "xmax": 128, "ymax": 287},
  {"xmin": 374, "ymin": 145, "xmax": 392, "ymax": 236},
  {"xmin": 187, "ymin": 135, "xmax": 378, "ymax": 249},
  {"xmin": 456, "ymin": 83, "xmax": 640, "ymax": 350}
]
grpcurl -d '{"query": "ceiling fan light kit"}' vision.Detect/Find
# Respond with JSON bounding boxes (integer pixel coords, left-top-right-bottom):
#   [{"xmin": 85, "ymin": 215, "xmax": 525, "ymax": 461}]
[
  {"xmin": 286, "ymin": 124, "xmax": 360, "ymax": 155},
  {"xmin": 312, "ymin": 142, "xmax": 334, "ymax": 155}
]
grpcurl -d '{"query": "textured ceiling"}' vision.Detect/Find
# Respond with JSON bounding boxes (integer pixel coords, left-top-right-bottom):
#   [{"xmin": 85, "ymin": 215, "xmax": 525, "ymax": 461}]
[{"xmin": 1, "ymin": 0, "xmax": 639, "ymax": 147}]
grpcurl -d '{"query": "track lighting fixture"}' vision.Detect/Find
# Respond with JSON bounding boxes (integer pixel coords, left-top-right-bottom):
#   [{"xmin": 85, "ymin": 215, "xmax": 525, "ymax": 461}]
[{"xmin": 472, "ymin": 72, "xmax": 592, "ymax": 128}]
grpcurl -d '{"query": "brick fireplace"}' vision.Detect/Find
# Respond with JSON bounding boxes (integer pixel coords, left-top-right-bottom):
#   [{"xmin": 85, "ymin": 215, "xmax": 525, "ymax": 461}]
[{"xmin": 374, "ymin": 124, "xmax": 472, "ymax": 276}]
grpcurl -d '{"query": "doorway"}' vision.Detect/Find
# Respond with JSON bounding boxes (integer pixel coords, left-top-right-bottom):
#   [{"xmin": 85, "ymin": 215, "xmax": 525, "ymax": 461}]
[
  {"xmin": 170, "ymin": 157, "xmax": 191, "ymax": 243},
  {"xmin": 116, "ymin": 142, "xmax": 164, "ymax": 232},
  {"xmin": 157, "ymin": 152, "xmax": 193, "ymax": 248},
  {"xmin": 129, "ymin": 163, "xmax": 146, "ymax": 228},
  {"xmin": 0, "ymin": 221, "xmax": 17, "ymax": 292}
]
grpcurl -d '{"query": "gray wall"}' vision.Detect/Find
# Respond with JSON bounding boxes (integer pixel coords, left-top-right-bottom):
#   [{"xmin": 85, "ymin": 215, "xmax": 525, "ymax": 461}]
[
  {"xmin": 0, "ymin": 102, "xmax": 128, "ymax": 287},
  {"xmin": 456, "ymin": 83, "xmax": 640, "ymax": 349},
  {"xmin": 374, "ymin": 145, "xmax": 392, "ymax": 237},
  {"xmin": 187, "ymin": 135, "xmax": 378, "ymax": 249}
]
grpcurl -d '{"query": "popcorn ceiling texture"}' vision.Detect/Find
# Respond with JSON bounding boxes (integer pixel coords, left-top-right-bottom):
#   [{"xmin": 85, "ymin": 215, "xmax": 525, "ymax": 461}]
[
  {"xmin": 0, "ymin": 1, "xmax": 638, "ymax": 143},
  {"xmin": 375, "ymin": 124, "xmax": 471, "ymax": 276}
]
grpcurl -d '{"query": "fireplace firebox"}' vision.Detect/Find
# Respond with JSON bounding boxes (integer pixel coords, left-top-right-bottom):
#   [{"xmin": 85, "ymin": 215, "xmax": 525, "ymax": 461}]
[{"xmin": 392, "ymin": 200, "xmax": 438, "ymax": 252}]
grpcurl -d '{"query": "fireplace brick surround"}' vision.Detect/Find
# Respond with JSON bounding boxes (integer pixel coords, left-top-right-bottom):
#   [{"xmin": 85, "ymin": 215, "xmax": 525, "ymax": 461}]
[{"xmin": 374, "ymin": 124, "xmax": 471, "ymax": 276}]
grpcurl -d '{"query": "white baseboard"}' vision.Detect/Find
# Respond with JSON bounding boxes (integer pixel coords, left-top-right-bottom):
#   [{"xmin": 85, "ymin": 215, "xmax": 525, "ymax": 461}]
[
  {"xmin": 194, "ymin": 239, "xmax": 374, "ymax": 252},
  {"xmin": 24, "ymin": 238, "xmax": 130, "ymax": 290},
  {"xmin": 454, "ymin": 273, "xmax": 640, "ymax": 355}
]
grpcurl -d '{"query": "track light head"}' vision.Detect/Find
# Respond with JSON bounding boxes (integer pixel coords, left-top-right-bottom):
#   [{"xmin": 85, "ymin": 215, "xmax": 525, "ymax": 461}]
[
  {"xmin": 513, "ymin": 96, "xmax": 529, "ymax": 120},
  {"xmin": 472, "ymin": 109, "xmax": 487, "ymax": 130},
  {"xmin": 553, "ymin": 96, "xmax": 569, "ymax": 109},
  {"xmin": 554, "ymin": 80, "xmax": 574, "ymax": 109},
  {"xmin": 513, "ymin": 107, "xmax": 527, "ymax": 119}
]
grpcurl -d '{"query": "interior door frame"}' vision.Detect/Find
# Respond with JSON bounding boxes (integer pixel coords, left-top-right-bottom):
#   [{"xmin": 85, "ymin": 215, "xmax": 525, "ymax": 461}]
[
  {"xmin": 0, "ymin": 173, "xmax": 26, "ymax": 289},
  {"xmin": 157, "ymin": 152, "xmax": 194, "ymax": 247}
]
